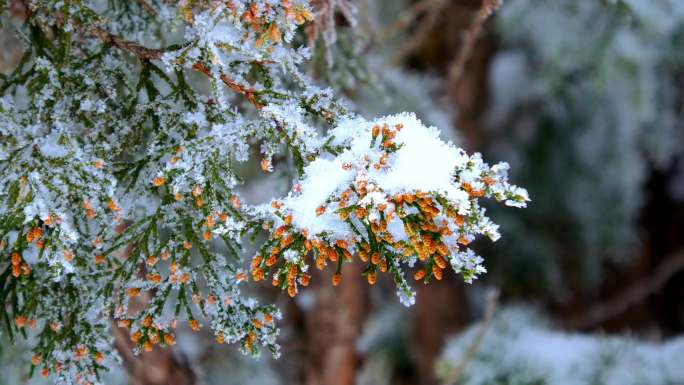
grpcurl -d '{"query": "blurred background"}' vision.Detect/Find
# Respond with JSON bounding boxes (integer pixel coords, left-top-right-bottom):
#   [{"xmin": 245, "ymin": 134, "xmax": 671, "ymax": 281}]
[{"xmin": 3, "ymin": 0, "xmax": 684, "ymax": 384}]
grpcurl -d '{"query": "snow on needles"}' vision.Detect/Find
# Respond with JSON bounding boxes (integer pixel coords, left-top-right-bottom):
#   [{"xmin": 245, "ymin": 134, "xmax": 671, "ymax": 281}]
[
  {"xmin": 257, "ymin": 113, "xmax": 529, "ymax": 305},
  {"xmin": 283, "ymin": 112, "xmax": 527, "ymax": 237}
]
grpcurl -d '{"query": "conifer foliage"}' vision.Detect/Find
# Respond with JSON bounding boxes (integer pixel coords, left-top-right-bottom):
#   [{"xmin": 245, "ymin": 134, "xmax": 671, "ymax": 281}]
[{"xmin": 0, "ymin": 1, "xmax": 527, "ymax": 383}]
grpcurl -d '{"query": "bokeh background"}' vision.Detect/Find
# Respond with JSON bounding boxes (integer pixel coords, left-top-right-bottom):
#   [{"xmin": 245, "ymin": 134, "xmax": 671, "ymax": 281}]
[{"xmin": 3, "ymin": 0, "xmax": 684, "ymax": 384}]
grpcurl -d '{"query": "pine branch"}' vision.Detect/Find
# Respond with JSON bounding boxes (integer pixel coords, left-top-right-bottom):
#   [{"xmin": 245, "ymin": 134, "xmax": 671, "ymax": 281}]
[{"xmin": 86, "ymin": 27, "xmax": 264, "ymax": 109}]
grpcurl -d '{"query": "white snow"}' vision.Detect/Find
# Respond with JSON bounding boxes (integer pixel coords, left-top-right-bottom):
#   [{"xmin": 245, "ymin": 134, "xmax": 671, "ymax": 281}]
[{"xmin": 439, "ymin": 307, "xmax": 684, "ymax": 385}]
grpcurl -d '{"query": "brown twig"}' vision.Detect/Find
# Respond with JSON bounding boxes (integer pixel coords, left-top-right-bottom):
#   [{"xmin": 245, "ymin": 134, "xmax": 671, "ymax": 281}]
[
  {"xmin": 441, "ymin": 288, "xmax": 499, "ymax": 385},
  {"xmin": 86, "ymin": 27, "xmax": 263, "ymax": 109},
  {"xmin": 191, "ymin": 62, "xmax": 263, "ymax": 109},
  {"xmin": 447, "ymin": 0, "xmax": 502, "ymax": 84},
  {"xmin": 565, "ymin": 249, "xmax": 684, "ymax": 330},
  {"xmin": 137, "ymin": 0, "xmax": 158, "ymax": 16},
  {"xmin": 89, "ymin": 26, "xmax": 163, "ymax": 60}
]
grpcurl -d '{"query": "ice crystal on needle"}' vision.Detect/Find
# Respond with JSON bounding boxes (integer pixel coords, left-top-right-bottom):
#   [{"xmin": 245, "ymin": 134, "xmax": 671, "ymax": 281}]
[{"xmin": 0, "ymin": 1, "xmax": 526, "ymax": 383}]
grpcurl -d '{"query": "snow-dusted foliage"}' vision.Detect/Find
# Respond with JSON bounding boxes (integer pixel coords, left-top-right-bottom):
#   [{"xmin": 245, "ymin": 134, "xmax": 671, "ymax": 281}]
[
  {"xmin": 437, "ymin": 307, "xmax": 684, "ymax": 385},
  {"xmin": 0, "ymin": 1, "xmax": 526, "ymax": 383},
  {"xmin": 253, "ymin": 113, "xmax": 528, "ymax": 306},
  {"xmin": 485, "ymin": 0, "xmax": 684, "ymax": 287}
]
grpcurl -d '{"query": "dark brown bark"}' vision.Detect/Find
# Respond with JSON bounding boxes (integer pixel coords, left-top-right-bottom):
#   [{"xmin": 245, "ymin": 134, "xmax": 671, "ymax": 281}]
[
  {"xmin": 447, "ymin": 34, "xmax": 497, "ymax": 151},
  {"xmin": 304, "ymin": 262, "xmax": 366, "ymax": 385},
  {"xmin": 412, "ymin": 279, "xmax": 468, "ymax": 385}
]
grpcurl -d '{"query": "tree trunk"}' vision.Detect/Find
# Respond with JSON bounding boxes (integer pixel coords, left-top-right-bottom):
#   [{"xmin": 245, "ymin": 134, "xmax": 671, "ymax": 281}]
[
  {"xmin": 304, "ymin": 263, "xmax": 366, "ymax": 385},
  {"xmin": 411, "ymin": 279, "xmax": 468, "ymax": 385}
]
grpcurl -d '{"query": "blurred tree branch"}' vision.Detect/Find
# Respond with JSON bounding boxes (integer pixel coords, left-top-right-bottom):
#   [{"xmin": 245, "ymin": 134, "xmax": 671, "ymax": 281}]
[
  {"xmin": 377, "ymin": 0, "xmax": 447, "ymax": 43},
  {"xmin": 441, "ymin": 289, "xmax": 499, "ymax": 385},
  {"xmin": 447, "ymin": 0, "xmax": 502, "ymax": 84},
  {"xmin": 388, "ymin": 0, "xmax": 449, "ymax": 64},
  {"xmin": 566, "ymin": 249, "xmax": 684, "ymax": 330}
]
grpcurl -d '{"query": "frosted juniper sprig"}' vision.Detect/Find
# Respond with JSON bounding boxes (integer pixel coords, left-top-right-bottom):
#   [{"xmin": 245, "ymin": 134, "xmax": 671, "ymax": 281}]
[
  {"xmin": 253, "ymin": 113, "xmax": 528, "ymax": 306},
  {"xmin": 0, "ymin": 1, "xmax": 527, "ymax": 384}
]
